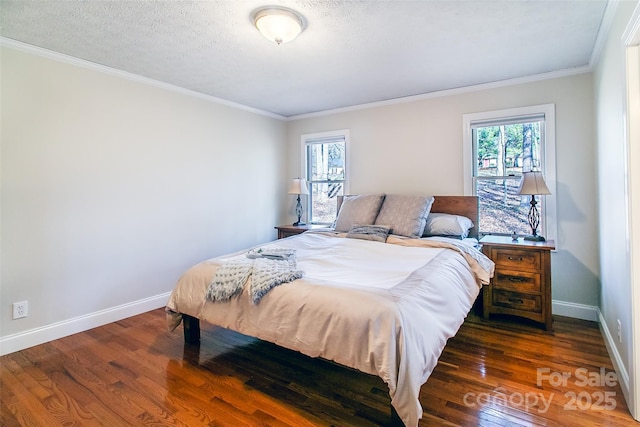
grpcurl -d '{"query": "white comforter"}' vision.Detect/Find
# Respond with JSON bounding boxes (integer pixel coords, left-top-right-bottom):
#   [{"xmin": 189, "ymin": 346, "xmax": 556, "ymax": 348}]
[{"xmin": 166, "ymin": 231, "xmax": 493, "ymax": 427}]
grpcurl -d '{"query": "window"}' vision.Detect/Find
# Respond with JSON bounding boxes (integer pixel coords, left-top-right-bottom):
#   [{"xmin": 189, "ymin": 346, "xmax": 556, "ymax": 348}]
[
  {"xmin": 301, "ymin": 130, "xmax": 349, "ymax": 224},
  {"xmin": 463, "ymin": 104, "xmax": 556, "ymax": 240}
]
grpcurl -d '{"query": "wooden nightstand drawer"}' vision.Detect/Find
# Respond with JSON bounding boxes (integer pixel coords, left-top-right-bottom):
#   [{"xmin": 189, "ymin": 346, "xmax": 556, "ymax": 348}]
[
  {"xmin": 493, "ymin": 248, "xmax": 540, "ymax": 271},
  {"xmin": 278, "ymin": 229, "xmax": 302, "ymax": 239},
  {"xmin": 492, "ymin": 290, "xmax": 542, "ymax": 313},
  {"xmin": 275, "ymin": 224, "xmax": 329, "ymax": 239},
  {"xmin": 480, "ymin": 236, "xmax": 554, "ymax": 330},
  {"xmin": 492, "ymin": 270, "xmax": 541, "ymax": 293}
]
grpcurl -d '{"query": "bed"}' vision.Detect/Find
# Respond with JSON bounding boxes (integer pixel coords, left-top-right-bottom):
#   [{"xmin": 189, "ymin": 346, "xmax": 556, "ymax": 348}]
[{"xmin": 166, "ymin": 195, "xmax": 493, "ymax": 426}]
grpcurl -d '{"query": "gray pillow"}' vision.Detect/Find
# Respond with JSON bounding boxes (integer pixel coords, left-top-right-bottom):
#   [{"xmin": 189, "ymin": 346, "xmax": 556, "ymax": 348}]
[
  {"xmin": 374, "ymin": 195, "xmax": 435, "ymax": 238},
  {"xmin": 423, "ymin": 213, "xmax": 474, "ymax": 239},
  {"xmin": 334, "ymin": 194, "xmax": 385, "ymax": 232},
  {"xmin": 346, "ymin": 225, "xmax": 391, "ymax": 242}
]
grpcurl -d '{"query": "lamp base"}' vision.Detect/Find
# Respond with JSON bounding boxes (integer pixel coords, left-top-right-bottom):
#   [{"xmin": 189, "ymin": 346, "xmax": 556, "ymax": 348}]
[
  {"xmin": 293, "ymin": 221, "xmax": 306, "ymax": 226},
  {"xmin": 524, "ymin": 235, "xmax": 546, "ymax": 242}
]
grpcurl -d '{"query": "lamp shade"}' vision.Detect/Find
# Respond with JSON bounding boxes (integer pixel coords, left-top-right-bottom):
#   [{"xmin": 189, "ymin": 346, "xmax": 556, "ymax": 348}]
[
  {"xmin": 252, "ymin": 6, "xmax": 306, "ymax": 45},
  {"xmin": 518, "ymin": 171, "xmax": 551, "ymax": 195},
  {"xmin": 288, "ymin": 178, "xmax": 309, "ymax": 195}
]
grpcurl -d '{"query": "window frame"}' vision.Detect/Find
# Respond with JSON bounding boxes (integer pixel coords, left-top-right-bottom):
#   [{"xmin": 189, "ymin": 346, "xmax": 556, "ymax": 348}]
[
  {"xmin": 300, "ymin": 129, "xmax": 350, "ymax": 225},
  {"xmin": 463, "ymin": 104, "xmax": 557, "ymax": 243}
]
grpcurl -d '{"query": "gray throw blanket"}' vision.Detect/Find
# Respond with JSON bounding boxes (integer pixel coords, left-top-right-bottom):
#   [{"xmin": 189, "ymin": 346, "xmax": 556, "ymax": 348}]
[{"xmin": 207, "ymin": 251, "xmax": 303, "ymax": 304}]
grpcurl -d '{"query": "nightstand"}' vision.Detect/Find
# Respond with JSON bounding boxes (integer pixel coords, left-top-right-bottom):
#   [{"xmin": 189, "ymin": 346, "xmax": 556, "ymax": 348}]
[
  {"xmin": 275, "ymin": 224, "xmax": 329, "ymax": 239},
  {"xmin": 480, "ymin": 235, "xmax": 555, "ymax": 331}
]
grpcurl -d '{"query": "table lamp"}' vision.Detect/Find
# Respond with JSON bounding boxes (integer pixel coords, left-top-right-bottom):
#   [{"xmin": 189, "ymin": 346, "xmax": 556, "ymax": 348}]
[
  {"xmin": 518, "ymin": 171, "xmax": 551, "ymax": 241},
  {"xmin": 288, "ymin": 178, "xmax": 309, "ymax": 226}
]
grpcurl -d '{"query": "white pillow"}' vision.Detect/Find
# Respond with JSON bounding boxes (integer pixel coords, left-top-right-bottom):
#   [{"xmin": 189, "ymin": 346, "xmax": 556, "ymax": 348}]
[
  {"xmin": 334, "ymin": 194, "xmax": 385, "ymax": 232},
  {"xmin": 423, "ymin": 213, "xmax": 474, "ymax": 239},
  {"xmin": 374, "ymin": 195, "xmax": 435, "ymax": 238}
]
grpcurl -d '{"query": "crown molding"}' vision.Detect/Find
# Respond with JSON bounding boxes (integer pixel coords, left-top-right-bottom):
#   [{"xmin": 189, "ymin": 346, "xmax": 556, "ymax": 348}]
[
  {"xmin": 0, "ymin": 37, "xmax": 287, "ymax": 121},
  {"xmin": 1, "ymin": 35, "xmax": 598, "ymax": 123},
  {"xmin": 286, "ymin": 66, "xmax": 592, "ymax": 121},
  {"xmin": 622, "ymin": 0, "xmax": 640, "ymax": 45},
  {"xmin": 590, "ymin": 0, "xmax": 621, "ymax": 67}
]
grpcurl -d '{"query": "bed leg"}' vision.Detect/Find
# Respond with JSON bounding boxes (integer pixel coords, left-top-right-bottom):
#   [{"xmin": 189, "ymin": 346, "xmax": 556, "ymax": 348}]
[
  {"xmin": 389, "ymin": 404, "xmax": 405, "ymax": 426},
  {"xmin": 182, "ymin": 314, "xmax": 200, "ymax": 344}
]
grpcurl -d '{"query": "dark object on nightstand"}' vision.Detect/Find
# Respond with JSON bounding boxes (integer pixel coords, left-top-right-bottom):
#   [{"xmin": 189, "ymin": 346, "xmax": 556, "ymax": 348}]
[{"xmin": 480, "ymin": 235, "xmax": 555, "ymax": 331}]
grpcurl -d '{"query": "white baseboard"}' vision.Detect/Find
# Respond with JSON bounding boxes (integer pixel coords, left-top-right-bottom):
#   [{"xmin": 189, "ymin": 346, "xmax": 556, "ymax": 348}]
[
  {"xmin": 597, "ymin": 308, "xmax": 631, "ymax": 407},
  {"xmin": 552, "ymin": 300, "xmax": 599, "ymax": 321},
  {"xmin": 0, "ymin": 297, "xmax": 609, "ymax": 354},
  {"xmin": 0, "ymin": 292, "xmax": 171, "ymax": 356}
]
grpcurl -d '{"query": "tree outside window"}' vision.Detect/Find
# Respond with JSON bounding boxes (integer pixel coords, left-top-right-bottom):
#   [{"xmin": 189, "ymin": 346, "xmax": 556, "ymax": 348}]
[
  {"xmin": 474, "ymin": 121, "xmax": 544, "ymax": 236},
  {"xmin": 302, "ymin": 130, "xmax": 348, "ymax": 224}
]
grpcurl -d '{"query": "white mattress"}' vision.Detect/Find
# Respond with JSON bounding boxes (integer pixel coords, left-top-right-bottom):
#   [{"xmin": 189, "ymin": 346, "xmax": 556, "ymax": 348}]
[{"xmin": 166, "ymin": 231, "xmax": 493, "ymax": 426}]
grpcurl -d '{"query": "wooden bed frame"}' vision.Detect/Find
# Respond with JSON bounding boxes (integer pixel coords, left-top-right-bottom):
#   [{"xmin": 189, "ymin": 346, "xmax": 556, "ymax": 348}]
[
  {"xmin": 431, "ymin": 195, "xmax": 479, "ymax": 239},
  {"xmin": 180, "ymin": 195, "xmax": 479, "ymax": 426}
]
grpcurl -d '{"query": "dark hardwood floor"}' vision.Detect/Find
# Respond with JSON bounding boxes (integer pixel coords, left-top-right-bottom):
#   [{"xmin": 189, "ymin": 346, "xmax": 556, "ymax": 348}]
[{"xmin": 1, "ymin": 308, "xmax": 635, "ymax": 426}]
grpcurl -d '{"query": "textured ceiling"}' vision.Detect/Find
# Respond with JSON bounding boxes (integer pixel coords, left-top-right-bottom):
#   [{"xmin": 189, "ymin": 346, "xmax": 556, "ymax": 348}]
[{"xmin": 1, "ymin": 0, "xmax": 608, "ymax": 118}]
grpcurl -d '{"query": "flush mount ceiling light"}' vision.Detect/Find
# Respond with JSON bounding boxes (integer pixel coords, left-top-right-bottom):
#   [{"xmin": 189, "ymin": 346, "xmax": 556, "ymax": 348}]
[{"xmin": 251, "ymin": 6, "xmax": 306, "ymax": 45}]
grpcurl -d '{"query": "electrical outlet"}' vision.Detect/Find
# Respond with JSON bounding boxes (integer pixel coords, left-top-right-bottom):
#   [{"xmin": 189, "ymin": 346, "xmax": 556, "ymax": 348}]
[
  {"xmin": 12, "ymin": 301, "xmax": 28, "ymax": 319},
  {"xmin": 617, "ymin": 319, "xmax": 622, "ymax": 344}
]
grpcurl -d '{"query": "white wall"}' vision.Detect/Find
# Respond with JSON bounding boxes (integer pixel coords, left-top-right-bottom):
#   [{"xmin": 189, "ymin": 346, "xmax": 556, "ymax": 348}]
[
  {"xmin": 287, "ymin": 73, "xmax": 600, "ymax": 314},
  {"xmin": 0, "ymin": 46, "xmax": 287, "ymax": 352},
  {"xmin": 593, "ymin": 0, "xmax": 640, "ymax": 412},
  {"xmin": 1, "ymin": 8, "xmax": 628, "ymax": 362}
]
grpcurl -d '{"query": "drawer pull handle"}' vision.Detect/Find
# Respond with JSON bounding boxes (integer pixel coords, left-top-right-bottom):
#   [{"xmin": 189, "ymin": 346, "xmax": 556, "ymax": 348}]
[
  {"xmin": 508, "ymin": 298, "xmax": 525, "ymax": 304},
  {"xmin": 509, "ymin": 277, "xmax": 526, "ymax": 283},
  {"xmin": 507, "ymin": 256, "xmax": 524, "ymax": 261}
]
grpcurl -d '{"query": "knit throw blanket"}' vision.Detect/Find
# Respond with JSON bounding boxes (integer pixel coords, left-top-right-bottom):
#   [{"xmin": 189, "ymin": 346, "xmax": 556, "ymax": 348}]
[{"xmin": 207, "ymin": 250, "xmax": 303, "ymax": 304}]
